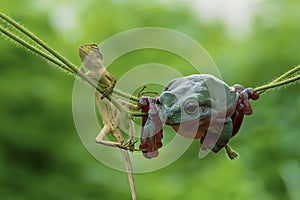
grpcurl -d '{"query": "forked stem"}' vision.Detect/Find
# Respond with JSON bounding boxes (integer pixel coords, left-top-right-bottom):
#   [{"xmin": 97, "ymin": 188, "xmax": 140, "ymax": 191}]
[
  {"xmin": 254, "ymin": 65, "xmax": 300, "ymax": 94},
  {"xmin": 2, "ymin": 12, "xmax": 300, "ymax": 115},
  {"xmin": 0, "ymin": 12, "xmax": 139, "ymax": 117}
]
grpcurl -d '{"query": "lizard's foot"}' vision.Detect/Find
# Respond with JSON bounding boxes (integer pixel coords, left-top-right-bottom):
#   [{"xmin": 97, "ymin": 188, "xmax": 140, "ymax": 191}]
[
  {"xmin": 124, "ymin": 139, "xmax": 139, "ymax": 152},
  {"xmin": 101, "ymin": 85, "xmax": 114, "ymax": 99},
  {"xmin": 79, "ymin": 67, "xmax": 86, "ymax": 74},
  {"xmin": 137, "ymin": 86, "xmax": 158, "ymax": 98},
  {"xmin": 95, "ymin": 137, "xmax": 138, "ymax": 150},
  {"xmin": 118, "ymin": 139, "xmax": 139, "ymax": 152},
  {"xmin": 101, "ymin": 79, "xmax": 116, "ymax": 99}
]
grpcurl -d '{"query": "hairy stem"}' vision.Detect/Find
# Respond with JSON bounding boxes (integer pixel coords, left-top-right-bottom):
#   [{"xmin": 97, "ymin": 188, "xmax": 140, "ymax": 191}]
[
  {"xmin": 271, "ymin": 65, "xmax": 300, "ymax": 83},
  {"xmin": 0, "ymin": 26, "xmax": 74, "ymax": 74},
  {"xmin": 0, "ymin": 13, "xmax": 78, "ymax": 74},
  {"xmin": 255, "ymin": 69, "xmax": 300, "ymax": 94},
  {"xmin": 0, "ymin": 11, "xmax": 139, "ymax": 118}
]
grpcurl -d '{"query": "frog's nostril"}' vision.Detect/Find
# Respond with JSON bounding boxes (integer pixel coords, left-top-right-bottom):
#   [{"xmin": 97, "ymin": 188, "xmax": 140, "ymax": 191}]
[
  {"xmin": 201, "ymin": 106, "xmax": 207, "ymax": 113},
  {"xmin": 166, "ymin": 114, "xmax": 175, "ymax": 122},
  {"xmin": 184, "ymin": 101, "xmax": 199, "ymax": 115}
]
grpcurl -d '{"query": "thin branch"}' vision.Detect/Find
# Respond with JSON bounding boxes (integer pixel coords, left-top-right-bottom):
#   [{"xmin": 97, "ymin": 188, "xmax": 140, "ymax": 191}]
[
  {"xmin": 0, "ymin": 12, "xmax": 141, "ymax": 120},
  {"xmin": 0, "ymin": 12, "xmax": 140, "ymax": 102},
  {"xmin": 0, "ymin": 26, "xmax": 74, "ymax": 74},
  {"xmin": 271, "ymin": 65, "xmax": 300, "ymax": 83},
  {"xmin": 255, "ymin": 69, "xmax": 300, "ymax": 94},
  {"xmin": 256, "ymin": 65, "xmax": 300, "ymax": 94},
  {"xmin": 0, "ymin": 12, "xmax": 78, "ymax": 74}
]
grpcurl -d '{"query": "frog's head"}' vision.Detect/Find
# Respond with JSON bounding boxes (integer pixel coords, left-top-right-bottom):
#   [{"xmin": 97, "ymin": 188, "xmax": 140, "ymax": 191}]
[{"xmin": 159, "ymin": 77, "xmax": 213, "ymax": 125}]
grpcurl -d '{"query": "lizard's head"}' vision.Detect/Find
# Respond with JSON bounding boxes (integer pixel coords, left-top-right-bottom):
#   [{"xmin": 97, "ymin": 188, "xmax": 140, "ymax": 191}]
[
  {"xmin": 79, "ymin": 44, "xmax": 104, "ymax": 71},
  {"xmin": 79, "ymin": 43, "xmax": 103, "ymax": 62}
]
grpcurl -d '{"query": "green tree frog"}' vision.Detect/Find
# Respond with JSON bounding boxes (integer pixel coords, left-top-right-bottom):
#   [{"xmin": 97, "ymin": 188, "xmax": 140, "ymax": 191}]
[{"xmin": 157, "ymin": 74, "xmax": 259, "ymax": 159}]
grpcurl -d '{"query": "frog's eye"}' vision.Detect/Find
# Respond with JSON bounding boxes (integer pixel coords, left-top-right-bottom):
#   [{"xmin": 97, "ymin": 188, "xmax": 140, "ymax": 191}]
[{"xmin": 184, "ymin": 100, "xmax": 199, "ymax": 115}]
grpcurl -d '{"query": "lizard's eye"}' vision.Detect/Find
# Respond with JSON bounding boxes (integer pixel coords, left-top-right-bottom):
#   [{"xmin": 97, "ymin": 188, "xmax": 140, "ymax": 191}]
[
  {"xmin": 184, "ymin": 100, "xmax": 199, "ymax": 115},
  {"xmin": 91, "ymin": 44, "xmax": 99, "ymax": 50}
]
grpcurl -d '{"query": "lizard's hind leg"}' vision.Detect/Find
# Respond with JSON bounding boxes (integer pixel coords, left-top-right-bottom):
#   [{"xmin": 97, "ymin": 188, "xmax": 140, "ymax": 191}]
[
  {"xmin": 95, "ymin": 125, "xmax": 126, "ymax": 149},
  {"xmin": 95, "ymin": 125, "xmax": 136, "ymax": 151}
]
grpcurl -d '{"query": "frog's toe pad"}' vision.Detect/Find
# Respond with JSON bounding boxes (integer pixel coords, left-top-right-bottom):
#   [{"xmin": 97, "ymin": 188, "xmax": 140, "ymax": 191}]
[
  {"xmin": 142, "ymin": 151, "xmax": 159, "ymax": 159},
  {"xmin": 225, "ymin": 145, "xmax": 239, "ymax": 160}
]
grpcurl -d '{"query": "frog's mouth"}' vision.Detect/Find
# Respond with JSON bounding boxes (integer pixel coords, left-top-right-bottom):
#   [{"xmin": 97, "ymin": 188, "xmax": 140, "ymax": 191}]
[{"xmin": 166, "ymin": 117, "xmax": 211, "ymax": 139}]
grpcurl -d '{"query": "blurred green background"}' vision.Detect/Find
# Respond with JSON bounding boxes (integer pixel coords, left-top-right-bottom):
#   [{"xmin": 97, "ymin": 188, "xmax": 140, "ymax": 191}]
[{"xmin": 1, "ymin": 0, "xmax": 300, "ymax": 200}]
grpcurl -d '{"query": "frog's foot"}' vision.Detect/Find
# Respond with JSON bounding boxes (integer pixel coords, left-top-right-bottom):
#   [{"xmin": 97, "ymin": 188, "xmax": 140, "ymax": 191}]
[
  {"xmin": 234, "ymin": 85, "xmax": 260, "ymax": 115},
  {"xmin": 231, "ymin": 85, "xmax": 260, "ymax": 136},
  {"xmin": 224, "ymin": 144, "xmax": 239, "ymax": 160},
  {"xmin": 139, "ymin": 132, "xmax": 163, "ymax": 159}
]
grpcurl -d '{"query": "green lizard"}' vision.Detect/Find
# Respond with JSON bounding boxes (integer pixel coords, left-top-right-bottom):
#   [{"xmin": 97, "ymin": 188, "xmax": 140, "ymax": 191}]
[
  {"xmin": 79, "ymin": 43, "xmax": 116, "ymax": 98},
  {"xmin": 79, "ymin": 44, "xmax": 137, "ymax": 200}
]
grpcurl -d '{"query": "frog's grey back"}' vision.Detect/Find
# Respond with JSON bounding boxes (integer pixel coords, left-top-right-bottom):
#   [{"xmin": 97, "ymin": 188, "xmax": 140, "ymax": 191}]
[{"xmin": 161, "ymin": 74, "xmax": 238, "ymax": 113}]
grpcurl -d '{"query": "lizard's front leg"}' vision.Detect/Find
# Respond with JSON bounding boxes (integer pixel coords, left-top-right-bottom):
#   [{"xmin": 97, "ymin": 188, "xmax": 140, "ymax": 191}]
[{"xmin": 101, "ymin": 74, "xmax": 116, "ymax": 99}]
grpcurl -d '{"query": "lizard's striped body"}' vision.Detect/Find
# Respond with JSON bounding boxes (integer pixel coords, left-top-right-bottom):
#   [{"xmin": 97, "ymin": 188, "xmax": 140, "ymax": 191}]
[{"xmin": 79, "ymin": 44, "xmax": 136, "ymax": 200}]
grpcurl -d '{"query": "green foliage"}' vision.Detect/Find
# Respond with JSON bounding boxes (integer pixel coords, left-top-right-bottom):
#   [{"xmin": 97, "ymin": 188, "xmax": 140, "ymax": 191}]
[{"xmin": 1, "ymin": 0, "xmax": 299, "ymax": 200}]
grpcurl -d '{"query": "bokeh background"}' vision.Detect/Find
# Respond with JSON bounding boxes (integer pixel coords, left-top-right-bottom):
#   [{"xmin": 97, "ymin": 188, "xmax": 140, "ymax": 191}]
[{"xmin": 1, "ymin": 0, "xmax": 300, "ymax": 200}]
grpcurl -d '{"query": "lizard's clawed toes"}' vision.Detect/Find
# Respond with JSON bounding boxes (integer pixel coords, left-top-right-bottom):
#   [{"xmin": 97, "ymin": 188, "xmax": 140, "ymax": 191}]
[
  {"xmin": 119, "ymin": 139, "xmax": 139, "ymax": 152},
  {"xmin": 100, "ymin": 87, "xmax": 114, "ymax": 99}
]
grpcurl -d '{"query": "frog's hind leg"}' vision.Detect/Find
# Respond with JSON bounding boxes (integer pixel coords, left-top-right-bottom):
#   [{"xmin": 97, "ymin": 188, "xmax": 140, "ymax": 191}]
[
  {"xmin": 211, "ymin": 119, "xmax": 233, "ymax": 153},
  {"xmin": 225, "ymin": 144, "xmax": 239, "ymax": 160},
  {"xmin": 211, "ymin": 119, "xmax": 239, "ymax": 160}
]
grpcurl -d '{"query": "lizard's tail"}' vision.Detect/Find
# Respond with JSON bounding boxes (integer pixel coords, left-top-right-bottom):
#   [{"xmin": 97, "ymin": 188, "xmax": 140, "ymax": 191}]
[{"xmin": 120, "ymin": 149, "xmax": 137, "ymax": 200}]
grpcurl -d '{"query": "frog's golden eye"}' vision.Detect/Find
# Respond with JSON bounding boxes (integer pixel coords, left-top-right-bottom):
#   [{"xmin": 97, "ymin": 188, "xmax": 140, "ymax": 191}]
[{"xmin": 184, "ymin": 100, "xmax": 199, "ymax": 115}]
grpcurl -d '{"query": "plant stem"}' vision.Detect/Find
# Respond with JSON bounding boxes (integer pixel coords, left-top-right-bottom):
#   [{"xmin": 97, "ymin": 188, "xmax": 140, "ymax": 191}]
[
  {"xmin": 0, "ymin": 13, "xmax": 78, "ymax": 74},
  {"xmin": 255, "ymin": 70, "xmax": 300, "ymax": 94},
  {"xmin": 271, "ymin": 65, "xmax": 300, "ymax": 83},
  {"xmin": 256, "ymin": 65, "xmax": 300, "ymax": 94},
  {"xmin": 1, "ymin": 12, "xmax": 139, "ymax": 107},
  {"xmin": 0, "ymin": 26, "xmax": 74, "ymax": 74}
]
